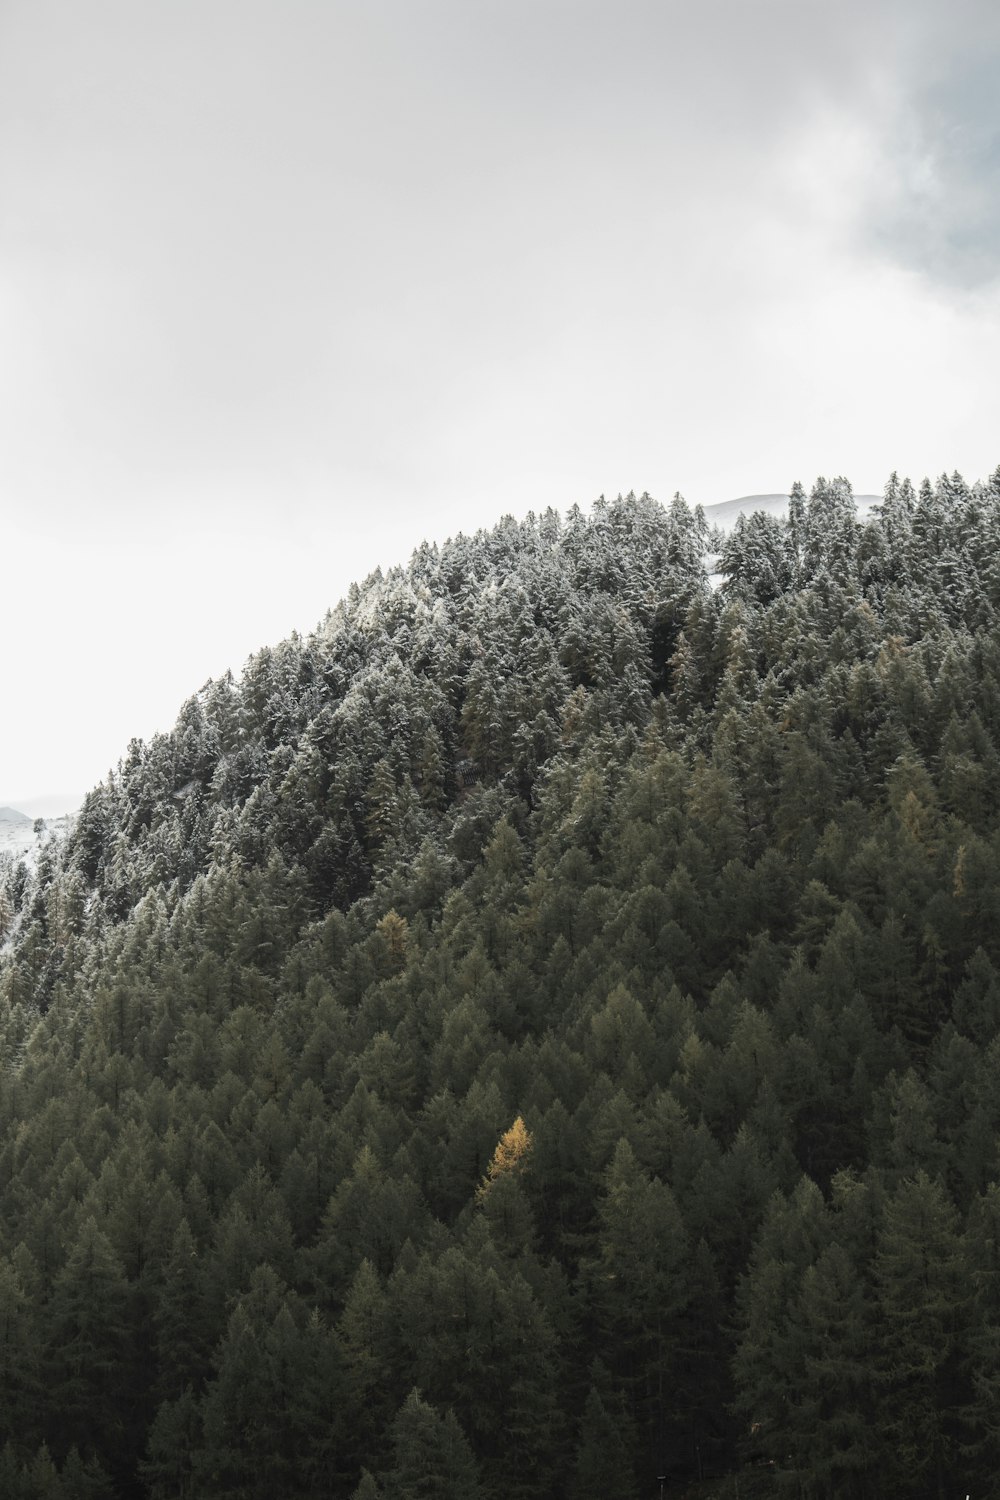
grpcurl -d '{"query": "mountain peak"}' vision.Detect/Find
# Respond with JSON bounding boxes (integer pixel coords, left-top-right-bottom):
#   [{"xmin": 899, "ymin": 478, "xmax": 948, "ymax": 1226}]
[{"xmin": 0, "ymin": 806, "xmax": 32, "ymax": 825}]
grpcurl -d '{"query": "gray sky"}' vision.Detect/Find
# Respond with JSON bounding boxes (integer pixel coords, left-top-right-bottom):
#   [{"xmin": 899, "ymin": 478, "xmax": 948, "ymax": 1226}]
[{"xmin": 2, "ymin": 0, "xmax": 999, "ymax": 810}]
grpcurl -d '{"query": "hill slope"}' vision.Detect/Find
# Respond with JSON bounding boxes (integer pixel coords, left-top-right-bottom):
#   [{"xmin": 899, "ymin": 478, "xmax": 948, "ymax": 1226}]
[
  {"xmin": 0, "ymin": 806, "xmax": 32, "ymax": 824},
  {"xmin": 2, "ymin": 471, "xmax": 1000, "ymax": 1499}
]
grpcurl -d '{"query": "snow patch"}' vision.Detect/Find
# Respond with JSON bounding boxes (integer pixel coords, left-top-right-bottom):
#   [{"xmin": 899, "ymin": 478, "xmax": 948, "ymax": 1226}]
[{"xmin": 0, "ymin": 814, "xmax": 75, "ymax": 871}]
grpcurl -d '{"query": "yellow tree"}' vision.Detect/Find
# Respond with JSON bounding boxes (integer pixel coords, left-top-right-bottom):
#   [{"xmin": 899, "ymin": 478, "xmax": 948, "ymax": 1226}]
[
  {"xmin": 476, "ymin": 1117, "xmax": 532, "ymax": 1203},
  {"xmin": 477, "ymin": 1118, "xmax": 536, "ymax": 1258}
]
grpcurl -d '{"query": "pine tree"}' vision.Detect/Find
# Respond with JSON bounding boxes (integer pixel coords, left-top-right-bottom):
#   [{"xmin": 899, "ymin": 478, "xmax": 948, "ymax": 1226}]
[
  {"xmin": 141, "ymin": 1388, "xmax": 202, "ymax": 1500},
  {"xmin": 44, "ymin": 1217, "xmax": 133, "ymax": 1464},
  {"xmin": 0, "ymin": 1255, "xmax": 40, "ymax": 1442},
  {"xmin": 381, "ymin": 1389, "xmax": 482, "ymax": 1500},
  {"xmin": 587, "ymin": 1140, "xmax": 690, "ymax": 1470},
  {"xmin": 336, "ymin": 1258, "xmax": 394, "ymax": 1476},
  {"xmin": 573, "ymin": 1362, "xmax": 640, "ymax": 1500},
  {"xmin": 873, "ymin": 1172, "xmax": 970, "ymax": 1495}
]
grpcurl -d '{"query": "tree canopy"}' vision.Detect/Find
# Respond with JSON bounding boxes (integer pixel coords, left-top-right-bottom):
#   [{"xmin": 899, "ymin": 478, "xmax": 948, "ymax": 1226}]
[{"xmin": 3, "ymin": 473, "xmax": 1000, "ymax": 1497}]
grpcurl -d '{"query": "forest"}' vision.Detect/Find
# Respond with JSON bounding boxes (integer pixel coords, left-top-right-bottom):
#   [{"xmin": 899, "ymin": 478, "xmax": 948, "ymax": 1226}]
[{"xmin": 2, "ymin": 471, "xmax": 1000, "ymax": 1498}]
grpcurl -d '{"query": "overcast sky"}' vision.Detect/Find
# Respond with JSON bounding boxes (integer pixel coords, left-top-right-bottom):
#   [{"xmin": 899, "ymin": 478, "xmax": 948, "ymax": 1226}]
[{"xmin": 2, "ymin": 0, "xmax": 999, "ymax": 811}]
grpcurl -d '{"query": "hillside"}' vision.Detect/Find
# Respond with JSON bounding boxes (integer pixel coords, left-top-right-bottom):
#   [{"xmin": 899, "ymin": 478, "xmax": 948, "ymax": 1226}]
[{"xmin": 2, "ymin": 471, "xmax": 1000, "ymax": 1499}]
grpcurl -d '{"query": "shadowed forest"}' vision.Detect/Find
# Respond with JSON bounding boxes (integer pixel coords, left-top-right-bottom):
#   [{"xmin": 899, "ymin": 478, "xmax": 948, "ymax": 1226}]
[{"xmin": 3, "ymin": 473, "xmax": 1000, "ymax": 1497}]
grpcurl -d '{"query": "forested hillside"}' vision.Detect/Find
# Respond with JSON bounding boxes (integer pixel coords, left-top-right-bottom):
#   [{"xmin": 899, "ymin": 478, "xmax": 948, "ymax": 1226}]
[{"xmin": 3, "ymin": 472, "xmax": 1000, "ymax": 1499}]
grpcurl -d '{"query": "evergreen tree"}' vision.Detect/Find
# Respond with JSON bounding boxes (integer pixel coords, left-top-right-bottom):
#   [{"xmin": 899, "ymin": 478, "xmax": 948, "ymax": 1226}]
[
  {"xmin": 44, "ymin": 1217, "xmax": 133, "ymax": 1466},
  {"xmin": 873, "ymin": 1172, "xmax": 970, "ymax": 1495},
  {"xmin": 381, "ymin": 1389, "xmax": 482, "ymax": 1500}
]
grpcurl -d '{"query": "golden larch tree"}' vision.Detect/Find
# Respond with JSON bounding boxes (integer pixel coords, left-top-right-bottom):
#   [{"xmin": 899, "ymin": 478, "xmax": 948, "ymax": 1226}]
[{"xmin": 477, "ymin": 1115, "xmax": 532, "ymax": 1202}]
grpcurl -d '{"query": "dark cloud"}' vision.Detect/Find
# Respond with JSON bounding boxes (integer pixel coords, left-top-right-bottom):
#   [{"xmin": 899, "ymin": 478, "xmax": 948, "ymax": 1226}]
[{"xmin": 859, "ymin": 6, "xmax": 1000, "ymax": 287}]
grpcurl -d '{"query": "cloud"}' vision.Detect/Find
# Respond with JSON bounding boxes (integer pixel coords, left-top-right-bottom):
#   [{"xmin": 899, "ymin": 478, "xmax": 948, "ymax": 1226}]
[
  {"xmin": 2, "ymin": 1, "xmax": 999, "ymax": 800},
  {"xmin": 844, "ymin": 3, "xmax": 1000, "ymax": 289},
  {"xmin": 1, "ymin": 1, "xmax": 996, "ymax": 516},
  {"xmin": 873, "ymin": 61, "xmax": 1000, "ymax": 287}
]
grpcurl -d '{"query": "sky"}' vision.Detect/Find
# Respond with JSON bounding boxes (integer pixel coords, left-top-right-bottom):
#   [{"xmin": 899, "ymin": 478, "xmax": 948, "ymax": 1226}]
[{"xmin": 2, "ymin": 0, "xmax": 999, "ymax": 811}]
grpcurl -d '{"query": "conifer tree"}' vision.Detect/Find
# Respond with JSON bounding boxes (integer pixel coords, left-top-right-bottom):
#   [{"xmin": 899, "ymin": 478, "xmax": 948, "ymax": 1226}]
[
  {"xmin": 44, "ymin": 1217, "xmax": 133, "ymax": 1463},
  {"xmin": 381, "ymin": 1389, "xmax": 482, "ymax": 1500},
  {"xmin": 873, "ymin": 1172, "xmax": 970, "ymax": 1494}
]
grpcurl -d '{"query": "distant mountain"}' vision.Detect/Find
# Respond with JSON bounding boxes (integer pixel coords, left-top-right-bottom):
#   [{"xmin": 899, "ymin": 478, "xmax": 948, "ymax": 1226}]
[
  {"xmin": 5, "ymin": 791, "xmax": 84, "ymax": 819},
  {"xmin": 703, "ymin": 490, "xmax": 881, "ymax": 531},
  {"xmin": 0, "ymin": 806, "xmax": 31, "ymax": 825}
]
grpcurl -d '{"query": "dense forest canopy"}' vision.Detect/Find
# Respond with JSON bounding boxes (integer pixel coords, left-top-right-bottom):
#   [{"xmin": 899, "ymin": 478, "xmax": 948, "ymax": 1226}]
[{"xmin": 3, "ymin": 470, "xmax": 1000, "ymax": 1498}]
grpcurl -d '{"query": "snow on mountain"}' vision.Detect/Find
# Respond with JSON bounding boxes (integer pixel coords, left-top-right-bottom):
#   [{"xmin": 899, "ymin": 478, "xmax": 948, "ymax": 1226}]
[
  {"xmin": 0, "ymin": 812, "xmax": 74, "ymax": 867},
  {"xmin": 0, "ymin": 807, "xmax": 32, "ymax": 825},
  {"xmin": 0, "ymin": 494, "xmax": 884, "ymax": 815},
  {"xmin": 702, "ymin": 492, "xmax": 881, "ymax": 532}
]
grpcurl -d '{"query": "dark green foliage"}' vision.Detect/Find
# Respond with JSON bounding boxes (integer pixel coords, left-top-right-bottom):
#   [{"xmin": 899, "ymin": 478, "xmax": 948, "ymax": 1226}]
[
  {"xmin": 378, "ymin": 1389, "xmax": 482, "ymax": 1500},
  {"xmin": 573, "ymin": 1361, "xmax": 640, "ymax": 1499},
  {"xmin": 2, "ymin": 477, "xmax": 1000, "ymax": 1496}
]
